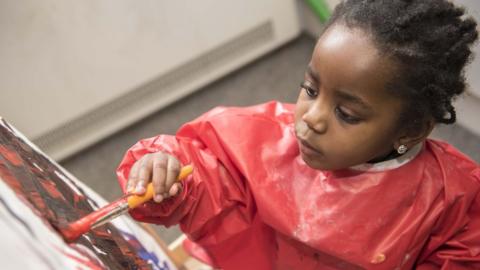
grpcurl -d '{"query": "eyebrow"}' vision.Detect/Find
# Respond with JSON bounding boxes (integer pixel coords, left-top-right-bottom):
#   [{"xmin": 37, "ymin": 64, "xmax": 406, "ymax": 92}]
[{"xmin": 306, "ymin": 65, "xmax": 320, "ymax": 83}]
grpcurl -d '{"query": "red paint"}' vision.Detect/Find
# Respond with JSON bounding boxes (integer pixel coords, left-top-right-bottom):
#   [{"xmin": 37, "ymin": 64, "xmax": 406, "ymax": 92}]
[
  {"xmin": 39, "ymin": 179, "xmax": 64, "ymax": 199},
  {"xmin": 0, "ymin": 145, "xmax": 22, "ymax": 166},
  {"xmin": 55, "ymin": 245, "xmax": 104, "ymax": 270},
  {"xmin": 0, "ymin": 118, "xmax": 154, "ymax": 269},
  {"xmin": 61, "ymin": 197, "xmax": 127, "ymax": 243}
]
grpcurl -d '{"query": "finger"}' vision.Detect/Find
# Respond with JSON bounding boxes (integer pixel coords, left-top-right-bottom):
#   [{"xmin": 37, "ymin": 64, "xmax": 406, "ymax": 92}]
[
  {"xmin": 152, "ymin": 153, "xmax": 168, "ymax": 203},
  {"xmin": 127, "ymin": 160, "xmax": 141, "ymax": 193},
  {"xmin": 169, "ymin": 182, "xmax": 182, "ymax": 196},
  {"xmin": 135, "ymin": 155, "xmax": 153, "ymax": 194},
  {"xmin": 164, "ymin": 156, "xmax": 181, "ymax": 197}
]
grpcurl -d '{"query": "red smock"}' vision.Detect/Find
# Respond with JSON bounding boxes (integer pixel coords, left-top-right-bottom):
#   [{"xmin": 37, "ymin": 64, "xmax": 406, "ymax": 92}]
[{"xmin": 117, "ymin": 101, "xmax": 480, "ymax": 269}]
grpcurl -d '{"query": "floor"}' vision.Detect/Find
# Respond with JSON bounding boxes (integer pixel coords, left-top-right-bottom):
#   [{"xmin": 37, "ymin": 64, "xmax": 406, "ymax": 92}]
[{"xmin": 61, "ymin": 34, "xmax": 480, "ymax": 244}]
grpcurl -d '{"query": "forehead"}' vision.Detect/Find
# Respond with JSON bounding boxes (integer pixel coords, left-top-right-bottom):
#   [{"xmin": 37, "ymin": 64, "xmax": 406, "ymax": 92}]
[{"xmin": 311, "ymin": 24, "xmax": 399, "ymax": 106}]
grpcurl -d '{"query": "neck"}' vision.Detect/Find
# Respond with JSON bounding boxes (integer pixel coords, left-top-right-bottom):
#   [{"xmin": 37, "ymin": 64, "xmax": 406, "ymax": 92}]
[{"xmin": 367, "ymin": 149, "xmax": 401, "ymax": 164}]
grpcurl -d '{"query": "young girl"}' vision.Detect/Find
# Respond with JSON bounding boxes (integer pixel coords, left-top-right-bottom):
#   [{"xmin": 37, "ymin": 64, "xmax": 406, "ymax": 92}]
[{"xmin": 117, "ymin": 0, "xmax": 480, "ymax": 269}]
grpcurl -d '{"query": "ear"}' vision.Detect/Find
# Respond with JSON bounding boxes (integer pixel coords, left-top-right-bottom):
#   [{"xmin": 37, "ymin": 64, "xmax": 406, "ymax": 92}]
[{"xmin": 393, "ymin": 118, "xmax": 435, "ymax": 151}]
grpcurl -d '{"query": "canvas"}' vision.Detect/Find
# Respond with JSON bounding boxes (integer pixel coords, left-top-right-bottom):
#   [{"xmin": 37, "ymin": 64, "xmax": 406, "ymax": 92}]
[{"xmin": 0, "ymin": 117, "xmax": 177, "ymax": 270}]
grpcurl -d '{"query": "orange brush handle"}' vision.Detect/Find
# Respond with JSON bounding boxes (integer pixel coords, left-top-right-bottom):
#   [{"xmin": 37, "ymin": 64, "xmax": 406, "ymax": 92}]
[{"xmin": 127, "ymin": 164, "xmax": 193, "ymax": 209}]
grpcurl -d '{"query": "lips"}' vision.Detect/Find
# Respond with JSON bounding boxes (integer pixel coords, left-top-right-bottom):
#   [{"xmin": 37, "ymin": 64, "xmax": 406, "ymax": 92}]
[
  {"xmin": 298, "ymin": 138, "xmax": 323, "ymax": 156},
  {"xmin": 294, "ymin": 121, "xmax": 324, "ymax": 156}
]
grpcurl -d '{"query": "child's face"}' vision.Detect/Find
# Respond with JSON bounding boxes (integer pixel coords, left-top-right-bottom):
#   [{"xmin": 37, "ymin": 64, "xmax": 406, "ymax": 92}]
[{"xmin": 294, "ymin": 24, "xmax": 405, "ymax": 170}]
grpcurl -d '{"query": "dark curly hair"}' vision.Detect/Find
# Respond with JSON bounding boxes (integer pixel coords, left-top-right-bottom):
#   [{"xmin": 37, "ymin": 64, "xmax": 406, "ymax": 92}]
[{"xmin": 325, "ymin": 0, "xmax": 478, "ymax": 129}]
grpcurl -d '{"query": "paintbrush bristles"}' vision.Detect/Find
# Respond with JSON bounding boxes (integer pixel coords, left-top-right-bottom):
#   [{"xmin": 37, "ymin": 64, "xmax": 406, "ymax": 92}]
[{"xmin": 59, "ymin": 197, "xmax": 128, "ymax": 242}]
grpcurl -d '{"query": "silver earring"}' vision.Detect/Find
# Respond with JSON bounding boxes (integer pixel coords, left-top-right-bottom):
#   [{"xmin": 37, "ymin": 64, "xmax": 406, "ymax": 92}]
[{"xmin": 397, "ymin": 145, "xmax": 408, "ymax": 154}]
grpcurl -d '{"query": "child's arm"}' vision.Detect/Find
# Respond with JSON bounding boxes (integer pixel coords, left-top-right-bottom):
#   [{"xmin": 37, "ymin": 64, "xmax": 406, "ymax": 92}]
[
  {"xmin": 116, "ymin": 104, "xmax": 271, "ymax": 247},
  {"xmin": 117, "ymin": 133, "xmax": 255, "ymax": 243}
]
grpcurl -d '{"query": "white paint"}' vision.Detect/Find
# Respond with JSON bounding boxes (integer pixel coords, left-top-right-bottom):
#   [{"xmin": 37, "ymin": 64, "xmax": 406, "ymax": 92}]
[{"xmin": 32, "ymin": 162, "xmax": 44, "ymax": 172}]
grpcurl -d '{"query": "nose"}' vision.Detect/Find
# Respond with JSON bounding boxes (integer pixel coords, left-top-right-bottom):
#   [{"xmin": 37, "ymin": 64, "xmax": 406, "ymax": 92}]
[{"xmin": 302, "ymin": 101, "xmax": 328, "ymax": 134}]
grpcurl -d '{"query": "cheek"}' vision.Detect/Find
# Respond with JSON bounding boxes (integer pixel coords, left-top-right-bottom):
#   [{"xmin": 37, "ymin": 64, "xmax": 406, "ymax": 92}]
[
  {"xmin": 319, "ymin": 121, "xmax": 391, "ymax": 162},
  {"xmin": 294, "ymin": 93, "xmax": 308, "ymax": 121},
  {"xmin": 335, "ymin": 123, "xmax": 396, "ymax": 160}
]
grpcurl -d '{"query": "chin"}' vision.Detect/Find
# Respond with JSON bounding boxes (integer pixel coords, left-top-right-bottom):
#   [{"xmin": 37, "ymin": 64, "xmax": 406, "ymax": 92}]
[
  {"xmin": 300, "ymin": 153, "xmax": 331, "ymax": 170},
  {"xmin": 300, "ymin": 154, "xmax": 352, "ymax": 171}
]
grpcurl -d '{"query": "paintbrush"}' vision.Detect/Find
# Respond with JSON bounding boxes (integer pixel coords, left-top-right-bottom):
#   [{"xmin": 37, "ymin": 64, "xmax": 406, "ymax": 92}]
[{"xmin": 58, "ymin": 165, "xmax": 193, "ymax": 242}]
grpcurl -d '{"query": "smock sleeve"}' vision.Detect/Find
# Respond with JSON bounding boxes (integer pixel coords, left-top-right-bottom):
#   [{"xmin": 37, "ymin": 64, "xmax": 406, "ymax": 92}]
[
  {"xmin": 116, "ymin": 107, "xmax": 258, "ymax": 245},
  {"xmin": 416, "ymin": 168, "xmax": 480, "ymax": 269}
]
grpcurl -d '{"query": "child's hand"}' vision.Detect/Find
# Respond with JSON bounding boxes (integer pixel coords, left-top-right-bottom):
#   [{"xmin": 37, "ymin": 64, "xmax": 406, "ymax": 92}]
[{"xmin": 126, "ymin": 152, "xmax": 183, "ymax": 203}]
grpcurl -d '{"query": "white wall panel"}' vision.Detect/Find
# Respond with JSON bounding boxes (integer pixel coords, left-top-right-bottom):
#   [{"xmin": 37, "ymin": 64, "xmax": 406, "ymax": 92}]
[{"xmin": 0, "ymin": 0, "xmax": 301, "ymax": 159}]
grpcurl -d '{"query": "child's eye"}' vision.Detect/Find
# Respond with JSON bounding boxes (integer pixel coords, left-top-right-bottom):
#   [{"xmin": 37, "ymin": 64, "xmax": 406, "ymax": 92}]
[
  {"xmin": 300, "ymin": 82, "xmax": 318, "ymax": 98},
  {"xmin": 335, "ymin": 107, "xmax": 361, "ymax": 124}
]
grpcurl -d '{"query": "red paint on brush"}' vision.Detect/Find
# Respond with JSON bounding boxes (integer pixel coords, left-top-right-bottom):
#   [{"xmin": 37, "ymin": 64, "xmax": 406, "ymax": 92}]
[{"xmin": 61, "ymin": 197, "xmax": 127, "ymax": 243}]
